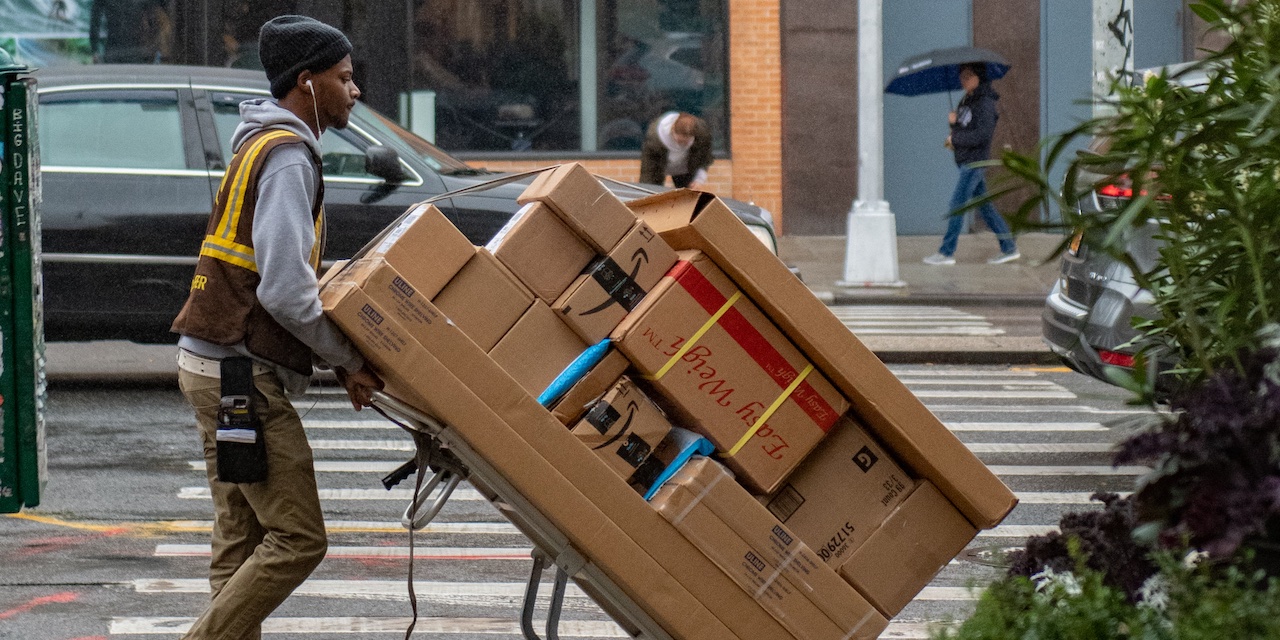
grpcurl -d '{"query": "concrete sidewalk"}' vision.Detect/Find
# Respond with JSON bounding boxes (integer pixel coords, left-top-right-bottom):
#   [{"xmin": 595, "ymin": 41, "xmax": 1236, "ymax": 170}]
[
  {"xmin": 779, "ymin": 231, "xmax": 1064, "ymax": 306},
  {"xmin": 778, "ymin": 231, "xmax": 1064, "ymax": 364}
]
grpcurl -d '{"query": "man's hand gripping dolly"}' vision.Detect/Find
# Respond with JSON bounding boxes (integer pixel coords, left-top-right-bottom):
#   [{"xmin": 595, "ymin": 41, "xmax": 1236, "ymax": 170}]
[{"xmin": 336, "ymin": 364, "xmax": 384, "ymax": 410}]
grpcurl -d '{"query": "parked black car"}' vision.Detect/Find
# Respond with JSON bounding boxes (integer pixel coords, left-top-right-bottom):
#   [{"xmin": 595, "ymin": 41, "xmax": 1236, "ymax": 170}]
[{"xmin": 34, "ymin": 65, "xmax": 780, "ymax": 343}]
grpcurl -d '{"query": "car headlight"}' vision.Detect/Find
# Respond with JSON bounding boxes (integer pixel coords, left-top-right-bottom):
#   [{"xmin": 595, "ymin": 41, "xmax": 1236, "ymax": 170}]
[{"xmin": 746, "ymin": 224, "xmax": 778, "ymax": 255}]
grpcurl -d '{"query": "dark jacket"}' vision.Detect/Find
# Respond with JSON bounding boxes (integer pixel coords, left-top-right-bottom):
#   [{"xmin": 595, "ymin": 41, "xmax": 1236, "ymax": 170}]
[
  {"xmin": 950, "ymin": 82, "xmax": 999, "ymax": 166},
  {"xmin": 639, "ymin": 116, "xmax": 713, "ymax": 186}
]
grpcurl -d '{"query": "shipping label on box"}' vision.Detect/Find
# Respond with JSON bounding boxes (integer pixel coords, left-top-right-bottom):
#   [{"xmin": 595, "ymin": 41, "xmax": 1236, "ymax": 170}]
[
  {"xmin": 554, "ymin": 221, "xmax": 679, "ymax": 343},
  {"xmin": 517, "ymin": 163, "xmax": 635, "ymax": 253},
  {"xmin": 326, "ymin": 258, "xmax": 453, "ymax": 347},
  {"xmin": 489, "ymin": 301, "xmax": 588, "ymax": 397},
  {"xmin": 487, "ymin": 202, "xmax": 596, "ymax": 303},
  {"xmin": 840, "ymin": 481, "xmax": 978, "ymax": 617},
  {"xmin": 366, "ymin": 203, "xmax": 476, "ymax": 299},
  {"xmin": 571, "ymin": 377, "xmax": 673, "ymax": 490},
  {"xmin": 766, "ymin": 414, "xmax": 912, "ymax": 568},
  {"xmin": 661, "ymin": 458, "xmax": 888, "ymax": 638},
  {"xmin": 651, "ymin": 462, "xmax": 887, "ymax": 640},
  {"xmin": 549, "ymin": 347, "xmax": 630, "ymax": 425},
  {"xmin": 611, "ymin": 251, "xmax": 849, "ymax": 494},
  {"xmin": 432, "ymin": 249, "xmax": 534, "ymax": 351}
]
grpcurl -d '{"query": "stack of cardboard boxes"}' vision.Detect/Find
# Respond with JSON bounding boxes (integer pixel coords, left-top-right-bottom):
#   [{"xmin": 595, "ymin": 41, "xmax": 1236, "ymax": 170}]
[{"xmin": 319, "ymin": 163, "xmax": 1017, "ymax": 640}]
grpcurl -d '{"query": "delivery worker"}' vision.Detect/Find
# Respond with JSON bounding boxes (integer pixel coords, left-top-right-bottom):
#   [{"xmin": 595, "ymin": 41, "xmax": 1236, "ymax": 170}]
[
  {"xmin": 170, "ymin": 15, "xmax": 382, "ymax": 639},
  {"xmin": 639, "ymin": 111, "xmax": 713, "ymax": 189}
]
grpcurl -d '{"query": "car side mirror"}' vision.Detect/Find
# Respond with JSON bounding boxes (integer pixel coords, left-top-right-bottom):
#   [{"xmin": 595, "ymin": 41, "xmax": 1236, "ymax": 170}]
[{"xmin": 365, "ymin": 145, "xmax": 407, "ymax": 183}]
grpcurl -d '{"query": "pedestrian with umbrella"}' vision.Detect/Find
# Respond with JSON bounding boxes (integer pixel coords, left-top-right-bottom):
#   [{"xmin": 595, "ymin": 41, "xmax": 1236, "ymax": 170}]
[{"xmin": 887, "ymin": 47, "xmax": 1019, "ymax": 265}]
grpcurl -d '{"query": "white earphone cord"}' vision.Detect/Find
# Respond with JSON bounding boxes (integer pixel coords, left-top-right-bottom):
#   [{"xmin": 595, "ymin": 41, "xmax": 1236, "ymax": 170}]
[{"xmin": 308, "ymin": 81, "xmax": 322, "ymax": 149}]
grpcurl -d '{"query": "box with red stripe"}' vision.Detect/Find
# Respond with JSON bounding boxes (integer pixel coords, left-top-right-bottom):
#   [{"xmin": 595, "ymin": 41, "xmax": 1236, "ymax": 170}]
[{"xmin": 612, "ymin": 250, "xmax": 849, "ymax": 494}]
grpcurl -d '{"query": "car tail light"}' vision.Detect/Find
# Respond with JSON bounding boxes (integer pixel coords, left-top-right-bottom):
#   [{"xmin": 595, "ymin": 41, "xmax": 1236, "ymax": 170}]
[
  {"xmin": 1098, "ymin": 349, "xmax": 1135, "ymax": 368},
  {"xmin": 1096, "ymin": 173, "xmax": 1171, "ymax": 205}
]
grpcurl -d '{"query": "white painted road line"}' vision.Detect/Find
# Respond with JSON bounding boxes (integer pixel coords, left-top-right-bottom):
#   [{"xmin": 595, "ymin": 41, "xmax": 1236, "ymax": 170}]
[
  {"xmin": 133, "ymin": 578, "xmax": 592, "ymax": 603},
  {"xmin": 890, "ymin": 369, "xmax": 1039, "ymax": 377},
  {"xmin": 162, "ymin": 520, "xmax": 521, "ymax": 535},
  {"xmin": 155, "ymin": 544, "xmax": 532, "ymax": 560},
  {"xmin": 189, "ymin": 460, "xmax": 405, "ymax": 474},
  {"xmin": 1015, "ymin": 491, "xmax": 1130, "ymax": 504},
  {"xmin": 177, "ymin": 486, "xmax": 485, "ymax": 501},
  {"xmin": 880, "ymin": 621, "xmax": 959, "ymax": 639},
  {"xmin": 965, "ymin": 442, "xmax": 1115, "ymax": 453},
  {"xmin": 978, "ymin": 525, "xmax": 1057, "ymax": 537},
  {"xmin": 928, "ymin": 404, "xmax": 1157, "ymax": 415},
  {"xmin": 915, "ymin": 586, "xmax": 978, "ymax": 601},
  {"xmin": 988, "ymin": 465, "xmax": 1148, "ymax": 476},
  {"xmin": 945, "ymin": 422, "xmax": 1107, "ymax": 431},
  {"xmin": 844, "ymin": 327, "xmax": 1006, "ymax": 336},
  {"xmin": 914, "ymin": 389, "xmax": 1077, "ymax": 399},
  {"xmin": 110, "ymin": 616, "xmax": 628, "ymax": 636},
  {"xmin": 308, "ymin": 439, "xmax": 414, "ymax": 451},
  {"xmin": 903, "ymin": 379, "xmax": 1062, "ymax": 387},
  {"xmin": 300, "ymin": 418, "xmax": 400, "ymax": 429}
]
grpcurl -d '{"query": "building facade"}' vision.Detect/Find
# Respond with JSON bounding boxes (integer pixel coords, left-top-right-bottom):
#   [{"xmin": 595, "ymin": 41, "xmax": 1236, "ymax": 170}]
[{"xmin": 3, "ymin": 0, "xmax": 1209, "ymax": 234}]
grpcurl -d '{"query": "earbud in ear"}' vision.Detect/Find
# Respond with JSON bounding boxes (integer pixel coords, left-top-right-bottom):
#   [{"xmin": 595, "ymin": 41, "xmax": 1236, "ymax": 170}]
[{"xmin": 305, "ymin": 79, "xmax": 313, "ymax": 92}]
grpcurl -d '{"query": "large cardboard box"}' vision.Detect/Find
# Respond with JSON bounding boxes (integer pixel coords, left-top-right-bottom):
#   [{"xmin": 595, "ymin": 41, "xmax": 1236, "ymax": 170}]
[
  {"xmin": 517, "ymin": 163, "xmax": 635, "ymax": 253},
  {"xmin": 611, "ymin": 250, "xmax": 849, "ymax": 494},
  {"xmin": 489, "ymin": 301, "xmax": 588, "ymax": 397},
  {"xmin": 765, "ymin": 414, "xmax": 912, "ymax": 568},
  {"xmin": 325, "ymin": 258, "xmax": 455, "ymax": 351},
  {"xmin": 571, "ymin": 377, "xmax": 673, "ymax": 490},
  {"xmin": 841, "ymin": 481, "xmax": 977, "ymax": 617},
  {"xmin": 651, "ymin": 459, "xmax": 886, "ymax": 640},
  {"xmin": 363, "ymin": 203, "xmax": 475, "ymax": 299},
  {"xmin": 626, "ymin": 189, "xmax": 1017, "ymax": 529},
  {"xmin": 487, "ymin": 202, "xmax": 595, "ymax": 303},
  {"xmin": 548, "ymin": 347, "xmax": 630, "ymax": 425},
  {"xmin": 324, "ymin": 280, "xmax": 797, "ymax": 640},
  {"xmin": 321, "ymin": 281, "xmax": 765, "ymax": 640},
  {"xmin": 659, "ymin": 457, "xmax": 888, "ymax": 638},
  {"xmin": 432, "ymin": 249, "xmax": 534, "ymax": 351},
  {"xmin": 554, "ymin": 221, "xmax": 679, "ymax": 343}
]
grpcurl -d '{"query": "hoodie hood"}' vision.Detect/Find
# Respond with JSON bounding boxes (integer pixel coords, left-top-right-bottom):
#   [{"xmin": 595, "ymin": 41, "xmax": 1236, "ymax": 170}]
[{"xmin": 231, "ymin": 98, "xmax": 322, "ymax": 158}]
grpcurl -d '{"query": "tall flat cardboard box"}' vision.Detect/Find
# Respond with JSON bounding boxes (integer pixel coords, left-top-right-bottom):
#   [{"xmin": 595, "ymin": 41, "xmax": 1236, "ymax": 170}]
[
  {"xmin": 571, "ymin": 377, "xmax": 673, "ymax": 491},
  {"xmin": 364, "ymin": 203, "xmax": 475, "ymax": 299},
  {"xmin": 611, "ymin": 250, "xmax": 849, "ymax": 494},
  {"xmin": 433, "ymin": 249, "xmax": 534, "ymax": 351},
  {"xmin": 841, "ymin": 481, "xmax": 977, "ymax": 617},
  {"xmin": 626, "ymin": 189, "xmax": 1017, "ymax": 529},
  {"xmin": 554, "ymin": 221, "xmax": 679, "ymax": 343},
  {"xmin": 489, "ymin": 301, "xmax": 588, "ymax": 397},
  {"xmin": 487, "ymin": 202, "xmax": 595, "ymax": 302},
  {"xmin": 765, "ymin": 414, "xmax": 912, "ymax": 568},
  {"xmin": 549, "ymin": 347, "xmax": 630, "ymax": 425},
  {"xmin": 518, "ymin": 163, "xmax": 635, "ymax": 253},
  {"xmin": 651, "ymin": 458, "xmax": 887, "ymax": 640},
  {"xmin": 325, "ymin": 257, "xmax": 456, "ymax": 353}
]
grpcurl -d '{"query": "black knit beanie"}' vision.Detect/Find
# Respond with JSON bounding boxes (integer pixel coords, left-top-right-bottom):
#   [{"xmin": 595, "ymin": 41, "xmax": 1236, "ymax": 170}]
[{"xmin": 259, "ymin": 15, "xmax": 352, "ymax": 99}]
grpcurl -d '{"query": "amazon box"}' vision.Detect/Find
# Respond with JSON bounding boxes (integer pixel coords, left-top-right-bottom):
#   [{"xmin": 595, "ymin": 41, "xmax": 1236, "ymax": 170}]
[
  {"xmin": 487, "ymin": 202, "xmax": 595, "ymax": 302},
  {"xmin": 651, "ymin": 458, "xmax": 887, "ymax": 640},
  {"xmin": 840, "ymin": 481, "xmax": 978, "ymax": 617},
  {"xmin": 765, "ymin": 414, "xmax": 913, "ymax": 569},
  {"xmin": 489, "ymin": 301, "xmax": 588, "ymax": 397},
  {"xmin": 554, "ymin": 220, "xmax": 679, "ymax": 344},
  {"xmin": 571, "ymin": 377, "xmax": 673, "ymax": 491},
  {"xmin": 433, "ymin": 249, "xmax": 534, "ymax": 351},
  {"xmin": 627, "ymin": 189, "xmax": 1017, "ymax": 529},
  {"xmin": 549, "ymin": 347, "xmax": 631, "ymax": 425},
  {"xmin": 518, "ymin": 163, "xmax": 635, "ymax": 253},
  {"xmin": 611, "ymin": 250, "xmax": 849, "ymax": 494},
  {"xmin": 364, "ymin": 203, "xmax": 475, "ymax": 299}
]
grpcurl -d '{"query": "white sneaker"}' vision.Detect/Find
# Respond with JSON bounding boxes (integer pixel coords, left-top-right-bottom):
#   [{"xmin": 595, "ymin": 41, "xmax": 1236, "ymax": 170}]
[
  {"xmin": 922, "ymin": 253, "xmax": 956, "ymax": 265},
  {"xmin": 987, "ymin": 251, "xmax": 1021, "ymax": 264}
]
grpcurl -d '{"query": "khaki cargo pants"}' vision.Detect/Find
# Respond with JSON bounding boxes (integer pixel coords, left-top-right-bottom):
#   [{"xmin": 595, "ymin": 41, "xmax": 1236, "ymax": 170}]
[{"xmin": 179, "ymin": 368, "xmax": 328, "ymax": 640}]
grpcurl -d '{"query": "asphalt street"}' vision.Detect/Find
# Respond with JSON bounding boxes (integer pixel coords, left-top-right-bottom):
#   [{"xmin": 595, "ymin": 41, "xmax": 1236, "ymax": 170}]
[{"xmin": 1, "ymin": 306, "xmax": 1148, "ymax": 639}]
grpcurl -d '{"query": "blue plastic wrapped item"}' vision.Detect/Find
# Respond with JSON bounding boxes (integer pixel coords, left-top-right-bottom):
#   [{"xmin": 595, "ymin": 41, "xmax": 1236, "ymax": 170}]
[
  {"xmin": 538, "ymin": 338, "xmax": 612, "ymax": 407},
  {"xmin": 642, "ymin": 427, "xmax": 715, "ymax": 500}
]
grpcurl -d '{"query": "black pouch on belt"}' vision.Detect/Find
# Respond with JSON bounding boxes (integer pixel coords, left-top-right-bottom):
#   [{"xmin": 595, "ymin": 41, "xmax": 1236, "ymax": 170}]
[{"xmin": 215, "ymin": 357, "xmax": 268, "ymax": 483}]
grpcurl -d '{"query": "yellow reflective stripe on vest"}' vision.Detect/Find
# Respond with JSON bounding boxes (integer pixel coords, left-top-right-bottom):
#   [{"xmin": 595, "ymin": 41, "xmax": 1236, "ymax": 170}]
[
  {"xmin": 200, "ymin": 235, "xmax": 257, "ymax": 272},
  {"xmin": 309, "ymin": 207, "xmax": 324, "ymax": 270},
  {"xmin": 217, "ymin": 130, "xmax": 296, "ymax": 241}
]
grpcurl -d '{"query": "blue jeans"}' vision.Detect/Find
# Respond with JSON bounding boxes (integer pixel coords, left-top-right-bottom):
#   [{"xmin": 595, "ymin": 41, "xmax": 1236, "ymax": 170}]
[{"xmin": 938, "ymin": 165, "xmax": 1016, "ymax": 257}]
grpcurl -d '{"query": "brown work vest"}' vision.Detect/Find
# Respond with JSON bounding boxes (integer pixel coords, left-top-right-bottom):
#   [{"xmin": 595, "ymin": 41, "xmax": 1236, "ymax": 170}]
[{"xmin": 171, "ymin": 128, "xmax": 326, "ymax": 376}]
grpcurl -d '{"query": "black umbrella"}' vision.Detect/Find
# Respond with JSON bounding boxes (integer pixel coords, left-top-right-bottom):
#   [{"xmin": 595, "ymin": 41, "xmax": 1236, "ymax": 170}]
[{"xmin": 884, "ymin": 46, "xmax": 1010, "ymax": 97}]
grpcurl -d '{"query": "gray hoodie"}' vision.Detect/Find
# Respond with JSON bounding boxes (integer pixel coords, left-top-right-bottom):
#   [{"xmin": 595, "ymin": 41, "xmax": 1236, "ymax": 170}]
[{"xmin": 179, "ymin": 99, "xmax": 363, "ymax": 394}]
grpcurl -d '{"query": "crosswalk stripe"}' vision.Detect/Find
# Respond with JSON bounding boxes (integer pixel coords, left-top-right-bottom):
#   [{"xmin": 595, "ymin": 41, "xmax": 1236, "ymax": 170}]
[
  {"xmin": 309, "ymin": 439, "xmax": 414, "ymax": 451},
  {"xmin": 155, "ymin": 544, "xmax": 532, "ymax": 560},
  {"xmin": 929, "ymin": 404, "xmax": 1157, "ymax": 415},
  {"xmin": 914, "ymin": 389, "xmax": 1077, "ymax": 399},
  {"xmin": 109, "ymin": 616, "xmax": 628, "ymax": 636},
  {"xmin": 989, "ymin": 464, "xmax": 1147, "ymax": 475},
  {"xmin": 836, "ymin": 320, "xmax": 995, "ymax": 327},
  {"xmin": 846, "ymin": 327, "xmax": 1006, "ymax": 336},
  {"xmin": 967, "ymin": 442, "xmax": 1115, "ymax": 453},
  {"xmin": 945, "ymin": 421, "xmax": 1106, "ymax": 431},
  {"xmin": 162, "ymin": 520, "xmax": 521, "ymax": 534},
  {"xmin": 978, "ymin": 524, "xmax": 1056, "ymax": 537},
  {"xmin": 880, "ymin": 621, "xmax": 958, "ymax": 639},
  {"xmin": 903, "ymin": 379, "xmax": 1062, "ymax": 387},
  {"xmin": 890, "ymin": 369, "xmax": 1039, "ymax": 377},
  {"xmin": 1015, "ymin": 491, "xmax": 1129, "ymax": 504},
  {"xmin": 301, "ymin": 419, "xmax": 399, "ymax": 429},
  {"xmin": 188, "ymin": 460, "xmax": 404, "ymax": 473},
  {"xmin": 177, "ymin": 486, "xmax": 484, "ymax": 501},
  {"xmin": 132, "ymin": 578, "xmax": 589, "ymax": 601}
]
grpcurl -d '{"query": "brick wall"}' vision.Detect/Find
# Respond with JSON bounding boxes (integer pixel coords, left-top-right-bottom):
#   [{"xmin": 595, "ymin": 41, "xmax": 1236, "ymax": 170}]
[{"xmin": 729, "ymin": 0, "xmax": 785, "ymax": 230}]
